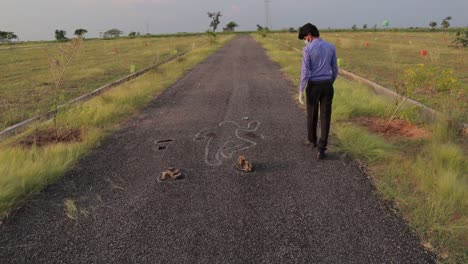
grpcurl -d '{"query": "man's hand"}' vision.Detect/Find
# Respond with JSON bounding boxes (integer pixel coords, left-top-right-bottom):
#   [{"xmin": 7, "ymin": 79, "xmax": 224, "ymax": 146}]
[{"xmin": 298, "ymin": 91, "xmax": 305, "ymax": 105}]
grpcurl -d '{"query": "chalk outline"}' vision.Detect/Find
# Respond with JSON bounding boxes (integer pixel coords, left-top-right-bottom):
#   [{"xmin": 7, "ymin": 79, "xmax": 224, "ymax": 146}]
[{"xmin": 194, "ymin": 121, "xmax": 261, "ymax": 166}]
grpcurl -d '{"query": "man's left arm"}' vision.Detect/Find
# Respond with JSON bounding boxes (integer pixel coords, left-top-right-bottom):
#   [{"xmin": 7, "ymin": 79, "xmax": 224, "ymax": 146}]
[{"xmin": 331, "ymin": 46, "xmax": 338, "ymax": 84}]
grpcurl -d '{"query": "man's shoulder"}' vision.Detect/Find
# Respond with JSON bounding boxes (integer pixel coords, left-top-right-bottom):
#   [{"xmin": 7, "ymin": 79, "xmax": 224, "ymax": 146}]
[
  {"xmin": 321, "ymin": 39, "xmax": 336, "ymax": 48},
  {"xmin": 322, "ymin": 41, "xmax": 336, "ymax": 52}
]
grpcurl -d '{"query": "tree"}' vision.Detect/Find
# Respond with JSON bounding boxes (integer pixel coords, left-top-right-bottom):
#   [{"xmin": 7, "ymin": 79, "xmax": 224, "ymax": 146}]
[
  {"xmin": 128, "ymin": 31, "xmax": 138, "ymax": 37},
  {"xmin": 104, "ymin": 28, "xmax": 123, "ymax": 38},
  {"xmin": 207, "ymin": 11, "xmax": 222, "ymax": 32},
  {"xmin": 441, "ymin": 16, "xmax": 452, "ymax": 29},
  {"xmin": 7, "ymin": 32, "xmax": 17, "ymax": 41},
  {"xmin": 352, "ymin": 24, "xmax": 357, "ymax": 31},
  {"xmin": 256, "ymin": 24, "xmax": 264, "ymax": 31},
  {"xmin": 363, "ymin": 24, "xmax": 368, "ymax": 29},
  {"xmin": 288, "ymin": 27, "xmax": 297, "ymax": 33},
  {"xmin": 429, "ymin": 21, "xmax": 437, "ymax": 31},
  {"xmin": 74, "ymin": 28, "xmax": 88, "ymax": 37},
  {"xmin": 55, "ymin": 30, "xmax": 68, "ymax": 41},
  {"xmin": 0, "ymin": 31, "xmax": 18, "ymax": 43},
  {"xmin": 225, "ymin": 21, "xmax": 238, "ymax": 31}
]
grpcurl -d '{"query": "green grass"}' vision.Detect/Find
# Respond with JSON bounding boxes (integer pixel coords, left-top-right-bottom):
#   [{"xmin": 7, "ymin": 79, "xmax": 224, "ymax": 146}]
[
  {"xmin": 0, "ymin": 35, "xmax": 233, "ymax": 219},
  {"xmin": 334, "ymin": 125, "xmax": 395, "ymax": 162},
  {"xmin": 0, "ymin": 35, "xmax": 211, "ymax": 130},
  {"xmin": 269, "ymin": 31, "xmax": 467, "ymax": 87},
  {"xmin": 253, "ymin": 33, "xmax": 467, "ymax": 263}
]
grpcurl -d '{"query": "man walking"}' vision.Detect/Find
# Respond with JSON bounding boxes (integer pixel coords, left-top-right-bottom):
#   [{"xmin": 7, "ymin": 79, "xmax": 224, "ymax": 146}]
[{"xmin": 298, "ymin": 23, "xmax": 338, "ymax": 160}]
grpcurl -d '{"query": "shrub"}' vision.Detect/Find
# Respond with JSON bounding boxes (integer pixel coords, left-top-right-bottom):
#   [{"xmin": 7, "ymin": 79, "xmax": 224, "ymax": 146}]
[{"xmin": 452, "ymin": 30, "xmax": 468, "ymax": 47}]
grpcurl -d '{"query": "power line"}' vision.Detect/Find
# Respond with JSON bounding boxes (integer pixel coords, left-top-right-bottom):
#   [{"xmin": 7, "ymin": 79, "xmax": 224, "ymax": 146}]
[{"xmin": 145, "ymin": 19, "xmax": 150, "ymax": 35}]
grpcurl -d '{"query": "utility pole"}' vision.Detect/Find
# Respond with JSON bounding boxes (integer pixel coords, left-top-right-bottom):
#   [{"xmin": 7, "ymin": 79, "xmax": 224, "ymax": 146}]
[
  {"xmin": 145, "ymin": 19, "xmax": 150, "ymax": 35},
  {"xmin": 264, "ymin": 0, "xmax": 271, "ymax": 30}
]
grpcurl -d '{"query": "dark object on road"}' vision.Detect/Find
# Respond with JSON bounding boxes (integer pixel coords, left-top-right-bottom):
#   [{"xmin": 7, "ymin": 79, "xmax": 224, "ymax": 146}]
[
  {"xmin": 235, "ymin": 155, "xmax": 253, "ymax": 172},
  {"xmin": 160, "ymin": 167, "xmax": 183, "ymax": 181}
]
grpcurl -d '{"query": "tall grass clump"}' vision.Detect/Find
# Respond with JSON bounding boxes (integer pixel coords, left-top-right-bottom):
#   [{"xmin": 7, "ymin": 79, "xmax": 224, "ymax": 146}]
[
  {"xmin": 334, "ymin": 125, "xmax": 394, "ymax": 163},
  {"xmin": 0, "ymin": 142, "xmax": 92, "ymax": 218},
  {"xmin": 333, "ymin": 80, "xmax": 391, "ymax": 120},
  {"xmin": 382, "ymin": 140, "xmax": 468, "ymax": 261}
]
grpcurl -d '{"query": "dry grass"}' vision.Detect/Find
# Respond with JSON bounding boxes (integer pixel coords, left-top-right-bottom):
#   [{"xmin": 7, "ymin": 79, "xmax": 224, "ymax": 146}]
[
  {"xmin": 0, "ymin": 35, "xmax": 210, "ymax": 129},
  {"xmin": 269, "ymin": 31, "xmax": 467, "ymax": 118}
]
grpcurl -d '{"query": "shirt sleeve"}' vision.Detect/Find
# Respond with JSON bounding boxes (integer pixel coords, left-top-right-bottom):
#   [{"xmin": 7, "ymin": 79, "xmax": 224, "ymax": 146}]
[
  {"xmin": 300, "ymin": 47, "xmax": 311, "ymax": 92},
  {"xmin": 331, "ymin": 46, "xmax": 338, "ymax": 84}
]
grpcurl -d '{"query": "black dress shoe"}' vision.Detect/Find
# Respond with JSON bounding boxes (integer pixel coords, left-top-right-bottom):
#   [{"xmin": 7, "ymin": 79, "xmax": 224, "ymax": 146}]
[
  {"xmin": 304, "ymin": 139, "xmax": 317, "ymax": 148},
  {"xmin": 317, "ymin": 150, "xmax": 326, "ymax": 160}
]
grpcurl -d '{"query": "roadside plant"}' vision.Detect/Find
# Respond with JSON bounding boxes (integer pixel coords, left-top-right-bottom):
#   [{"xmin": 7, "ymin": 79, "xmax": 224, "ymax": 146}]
[
  {"xmin": 256, "ymin": 24, "xmax": 270, "ymax": 37},
  {"xmin": 44, "ymin": 37, "xmax": 83, "ymax": 142},
  {"xmin": 206, "ymin": 30, "xmax": 218, "ymax": 44},
  {"xmin": 452, "ymin": 30, "xmax": 468, "ymax": 48},
  {"xmin": 392, "ymin": 64, "xmax": 466, "ymax": 131},
  {"xmin": 386, "ymin": 79, "xmax": 413, "ymax": 130}
]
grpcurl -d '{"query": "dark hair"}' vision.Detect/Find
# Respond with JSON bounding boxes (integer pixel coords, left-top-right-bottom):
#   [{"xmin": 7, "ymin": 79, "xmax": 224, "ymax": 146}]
[{"xmin": 298, "ymin": 23, "xmax": 320, "ymax": 39}]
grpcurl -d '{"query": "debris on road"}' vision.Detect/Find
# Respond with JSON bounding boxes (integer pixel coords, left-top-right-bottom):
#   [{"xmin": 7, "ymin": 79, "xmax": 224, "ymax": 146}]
[
  {"xmin": 160, "ymin": 167, "xmax": 183, "ymax": 181},
  {"xmin": 235, "ymin": 155, "xmax": 253, "ymax": 172}
]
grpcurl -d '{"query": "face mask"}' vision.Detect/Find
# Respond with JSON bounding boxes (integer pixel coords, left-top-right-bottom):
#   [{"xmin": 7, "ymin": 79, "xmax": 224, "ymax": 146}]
[{"xmin": 304, "ymin": 39, "xmax": 309, "ymax": 45}]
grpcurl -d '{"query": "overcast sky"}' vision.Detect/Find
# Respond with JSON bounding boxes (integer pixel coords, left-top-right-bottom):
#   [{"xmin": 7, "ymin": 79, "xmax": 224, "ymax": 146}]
[{"xmin": 2, "ymin": 0, "xmax": 468, "ymax": 41}]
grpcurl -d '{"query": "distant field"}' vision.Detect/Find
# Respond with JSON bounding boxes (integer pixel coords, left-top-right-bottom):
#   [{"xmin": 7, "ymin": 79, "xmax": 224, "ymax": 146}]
[
  {"xmin": 270, "ymin": 31, "xmax": 467, "ymax": 106},
  {"xmin": 0, "ymin": 35, "xmax": 210, "ymax": 130}
]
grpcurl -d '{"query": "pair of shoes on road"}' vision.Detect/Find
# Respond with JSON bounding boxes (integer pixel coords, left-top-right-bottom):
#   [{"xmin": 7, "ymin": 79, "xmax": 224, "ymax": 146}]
[
  {"xmin": 235, "ymin": 155, "xmax": 253, "ymax": 172},
  {"xmin": 304, "ymin": 139, "xmax": 317, "ymax": 148},
  {"xmin": 160, "ymin": 167, "xmax": 183, "ymax": 181}
]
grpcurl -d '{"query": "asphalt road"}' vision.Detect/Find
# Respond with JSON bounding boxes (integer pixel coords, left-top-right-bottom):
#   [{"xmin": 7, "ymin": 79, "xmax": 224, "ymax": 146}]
[{"xmin": 0, "ymin": 36, "xmax": 434, "ymax": 263}]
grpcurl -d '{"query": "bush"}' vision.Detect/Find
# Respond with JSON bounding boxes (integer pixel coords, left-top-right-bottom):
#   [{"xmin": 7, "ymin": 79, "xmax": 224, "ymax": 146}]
[
  {"xmin": 401, "ymin": 64, "xmax": 466, "ymax": 131},
  {"xmin": 402, "ymin": 64, "xmax": 461, "ymax": 93},
  {"xmin": 452, "ymin": 30, "xmax": 468, "ymax": 47}
]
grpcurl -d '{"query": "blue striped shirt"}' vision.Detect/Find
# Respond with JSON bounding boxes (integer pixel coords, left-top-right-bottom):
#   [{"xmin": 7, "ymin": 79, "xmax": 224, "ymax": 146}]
[{"xmin": 300, "ymin": 38, "xmax": 338, "ymax": 92}]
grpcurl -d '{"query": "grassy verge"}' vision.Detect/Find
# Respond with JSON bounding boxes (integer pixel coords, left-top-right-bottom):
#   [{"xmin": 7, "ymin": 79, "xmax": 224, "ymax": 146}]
[
  {"xmin": 266, "ymin": 31, "xmax": 467, "ymax": 122},
  {"xmin": 253, "ymin": 33, "xmax": 467, "ymax": 263},
  {"xmin": 0, "ymin": 35, "xmax": 211, "ymax": 129},
  {"xmin": 0, "ymin": 35, "xmax": 233, "ymax": 219}
]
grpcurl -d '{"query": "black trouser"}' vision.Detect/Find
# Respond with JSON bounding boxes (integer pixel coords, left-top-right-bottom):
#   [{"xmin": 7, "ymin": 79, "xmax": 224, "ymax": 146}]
[{"xmin": 306, "ymin": 80, "xmax": 334, "ymax": 151}]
